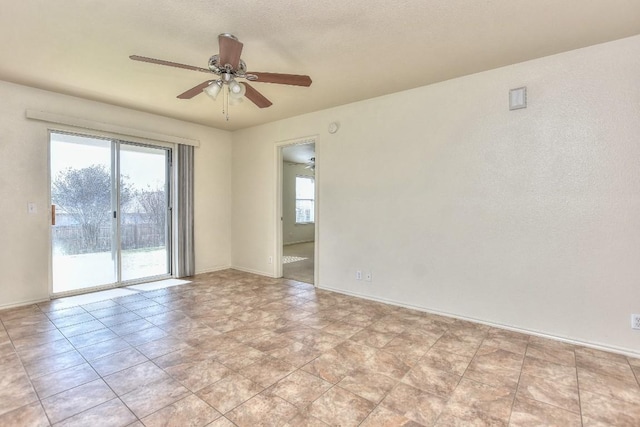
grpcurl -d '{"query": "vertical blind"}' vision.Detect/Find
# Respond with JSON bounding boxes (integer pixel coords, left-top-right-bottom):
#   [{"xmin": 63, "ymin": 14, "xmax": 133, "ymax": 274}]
[{"xmin": 176, "ymin": 144, "xmax": 195, "ymax": 277}]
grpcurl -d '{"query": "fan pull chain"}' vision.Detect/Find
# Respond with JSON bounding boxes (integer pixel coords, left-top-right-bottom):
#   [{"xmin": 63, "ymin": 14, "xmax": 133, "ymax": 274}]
[{"xmin": 224, "ymin": 86, "xmax": 230, "ymax": 121}]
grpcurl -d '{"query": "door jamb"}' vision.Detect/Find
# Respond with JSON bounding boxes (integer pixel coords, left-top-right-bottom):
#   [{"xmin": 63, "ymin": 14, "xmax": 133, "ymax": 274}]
[{"xmin": 274, "ymin": 135, "xmax": 319, "ymax": 286}]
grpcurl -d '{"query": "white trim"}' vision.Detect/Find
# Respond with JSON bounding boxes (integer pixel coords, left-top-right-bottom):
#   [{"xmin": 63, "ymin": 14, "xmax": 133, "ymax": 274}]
[
  {"xmin": 26, "ymin": 109, "xmax": 200, "ymax": 147},
  {"xmin": 275, "ymin": 145, "xmax": 283, "ymax": 279},
  {"xmin": 195, "ymin": 265, "xmax": 233, "ymax": 275},
  {"xmin": 274, "ymin": 135, "xmax": 320, "ymax": 286},
  {"xmin": 284, "ymin": 239, "xmax": 315, "ymax": 246},
  {"xmin": 47, "ymin": 133, "xmax": 53, "ymax": 297},
  {"xmin": 49, "ymin": 271, "xmax": 172, "ymax": 299},
  {"xmin": 317, "ymin": 284, "xmax": 640, "ymax": 359},
  {"xmin": 0, "ymin": 298, "xmax": 51, "ymax": 311},
  {"xmin": 313, "ymin": 140, "xmax": 320, "ymax": 287},
  {"xmin": 51, "ymin": 283, "xmax": 119, "ymax": 299},
  {"xmin": 231, "ymin": 265, "xmax": 278, "ymax": 278}
]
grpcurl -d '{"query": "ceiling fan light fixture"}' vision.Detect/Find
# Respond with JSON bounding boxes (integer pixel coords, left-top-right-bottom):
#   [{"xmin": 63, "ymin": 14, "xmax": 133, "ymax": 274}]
[
  {"xmin": 306, "ymin": 157, "xmax": 315, "ymax": 171},
  {"xmin": 203, "ymin": 80, "xmax": 223, "ymax": 100},
  {"xmin": 229, "ymin": 80, "xmax": 246, "ymax": 99}
]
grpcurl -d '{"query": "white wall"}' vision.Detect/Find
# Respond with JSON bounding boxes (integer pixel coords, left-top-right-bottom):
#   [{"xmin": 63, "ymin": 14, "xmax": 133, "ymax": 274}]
[
  {"xmin": 231, "ymin": 35, "xmax": 640, "ymax": 355},
  {"xmin": 0, "ymin": 81, "xmax": 232, "ymax": 308},
  {"xmin": 283, "ymin": 162, "xmax": 315, "ymax": 245}
]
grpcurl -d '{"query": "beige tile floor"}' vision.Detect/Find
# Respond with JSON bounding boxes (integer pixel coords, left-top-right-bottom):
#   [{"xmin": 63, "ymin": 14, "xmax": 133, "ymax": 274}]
[
  {"xmin": 283, "ymin": 242, "xmax": 314, "ymax": 285},
  {"xmin": 1, "ymin": 269, "xmax": 639, "ymax": 426}
]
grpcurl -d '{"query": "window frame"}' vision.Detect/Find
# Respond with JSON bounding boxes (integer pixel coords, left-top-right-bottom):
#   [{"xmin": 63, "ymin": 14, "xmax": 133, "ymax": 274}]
[{"xmin": 295, "ymin": 175, "xmax": 315, "ymax": 224}]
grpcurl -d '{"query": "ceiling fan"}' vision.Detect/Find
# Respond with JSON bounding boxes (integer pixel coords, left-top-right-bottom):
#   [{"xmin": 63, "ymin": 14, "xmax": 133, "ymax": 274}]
[
  {"xmin": 130, "ymin": 33, "xmax": 312, "ymax": 119},
  {"xmin": 305, "ymin": 157, "xmax": 315, "ymax": 172}
]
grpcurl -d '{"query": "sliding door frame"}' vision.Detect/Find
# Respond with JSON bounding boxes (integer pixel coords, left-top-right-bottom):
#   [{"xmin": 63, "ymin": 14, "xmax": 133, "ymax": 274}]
[
  {"xmin": 118, "ymin": 139, "xmax": 173, "ymax": 286},
  {"xmin": 48, "ymin": 129, "xmax": 174, "ymax": 297}
]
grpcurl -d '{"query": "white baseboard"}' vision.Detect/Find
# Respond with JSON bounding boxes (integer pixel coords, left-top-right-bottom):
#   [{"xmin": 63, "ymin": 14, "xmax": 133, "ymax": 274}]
[
  {"xmin": 231, "ymin": 265, "xmax": 278, "ymax": 279},
  {"xmin": 317, "ymin": 284, "xmax": 640, "ymax": 359},
  {"xmin": 195, "ymin": 265, "xmax": 232, "ymax": 275},
  {"xmin": 283, "ymin": 239, "xmax": 315, "ymax": 246},
  {"xmin": 0, "ymin": 297, "xmax": 51, "ymax": 311}
]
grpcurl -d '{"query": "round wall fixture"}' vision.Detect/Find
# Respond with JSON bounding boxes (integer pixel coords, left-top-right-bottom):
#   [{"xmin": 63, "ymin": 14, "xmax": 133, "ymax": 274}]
[{"xmin": 328, "ymin": 122, "xmax": 339, "ymax": 134}]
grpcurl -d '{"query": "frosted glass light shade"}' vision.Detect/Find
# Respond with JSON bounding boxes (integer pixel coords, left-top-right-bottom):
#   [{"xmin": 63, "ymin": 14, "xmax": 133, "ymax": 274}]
[
  {"xmin": 229, "ymin": 81, "xmax": 246, "ymax": 99},
  {"xmin": 204, "ymin": 80, "xmax": 223, "ymax": 100}
]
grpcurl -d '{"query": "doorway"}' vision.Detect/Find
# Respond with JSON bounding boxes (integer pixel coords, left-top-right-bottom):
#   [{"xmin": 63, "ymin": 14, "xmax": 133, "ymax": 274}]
[
  {"xmin": 279, "ymin": 142, "xmax": 316, "ymax": 284},
  {"xmin": 50, "ymin": 131, "xmax": 171, "ymax": 294}
]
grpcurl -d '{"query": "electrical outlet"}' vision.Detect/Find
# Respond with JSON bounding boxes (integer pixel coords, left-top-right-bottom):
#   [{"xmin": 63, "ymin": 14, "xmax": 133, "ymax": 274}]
[
  {"xmin": 632, "ymin": 314, "xmax": 640, "ymax": 330},
  {"xmin": 365, "ymin": 272, "xmax": 372, "ymax": 282},
  {"xmin": 356, "ymin": 270, "xmax": 362, "ymax": 280},
  {"xmin": 268, "ymin": 256, "xmax": 273, "ymax": 264}
]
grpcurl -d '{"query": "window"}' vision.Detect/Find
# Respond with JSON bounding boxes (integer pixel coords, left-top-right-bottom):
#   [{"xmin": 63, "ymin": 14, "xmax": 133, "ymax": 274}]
[{"xmin": 295, "ymin": 176, "xmax": 315, "ymax": 223}]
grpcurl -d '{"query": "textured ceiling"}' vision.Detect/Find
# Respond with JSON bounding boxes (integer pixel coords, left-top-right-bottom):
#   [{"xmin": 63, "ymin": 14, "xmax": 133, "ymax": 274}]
[
  {"xmin": 1, "ymin": 1, "xmax": 639, "ymax": 131},
  {"xmin": 283, "ymin": 143, "xmax": 315, "ymax": 164}
]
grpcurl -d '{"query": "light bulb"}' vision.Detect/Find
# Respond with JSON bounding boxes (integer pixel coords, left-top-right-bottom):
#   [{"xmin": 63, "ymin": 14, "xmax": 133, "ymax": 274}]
[{"xmin": 228, "ymin": 81, "xmax": 246, "ymax": 99}]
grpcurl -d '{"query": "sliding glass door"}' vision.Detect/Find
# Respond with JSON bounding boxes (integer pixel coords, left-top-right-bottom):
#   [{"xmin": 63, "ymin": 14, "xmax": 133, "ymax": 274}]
[
  {"xmin": 50, "ymin": 131, "xmax": 171, "ymax": 294},
  {"xmin": 50, "ymin": 133, "xmax": 116, "ymax": 292},
  {"xmin": 120, "ymin": 144, "xmax": 170, "ymax": 281}
]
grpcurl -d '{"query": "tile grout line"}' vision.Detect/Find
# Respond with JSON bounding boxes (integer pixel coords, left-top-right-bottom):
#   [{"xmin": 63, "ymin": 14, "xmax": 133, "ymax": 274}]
[
  {"xmin": 505, "ymin": 340, "xmax": 528, "ymax": 427},
  {"xmin": 5, "ymin": 309, "xmax": 54, "ymax": 426},
  {"xmin": 43, "ymin": 297, "xmax": 134, "ymax": 425},
  {"xmin": 395, "ymin": 335, "xmax": 444, "ymax": 425},
  {"xmin": 574, "ymin": 347, "xmax": 585, "ymax": 427},
  {"xmin": 628, "ymin": 357, "xmax": 640, "ymax": 388},
  {"xmin": 35, "ymin": 296, "xmax": 162, "ymax": 425},
  {"xmin": 61, "ymin": 291, "xmax": 174, "ymax": 425},
  {"xmin": 430, "ymin": 327, "xmax": 486, "ymax": 426},
  {"xmin": 515, "ymin": 352, "xmax": 584, "ymax": 416}
]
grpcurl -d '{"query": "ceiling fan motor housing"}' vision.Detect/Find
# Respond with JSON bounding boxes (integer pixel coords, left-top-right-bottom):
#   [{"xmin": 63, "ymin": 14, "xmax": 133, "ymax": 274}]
[
  {"xmin": 209, "ymin": 55, "xmax": 247, "ymax": 77},
  {"xmin": 208, "ymin": 55, "xmax": 222, "ymax": 74}
]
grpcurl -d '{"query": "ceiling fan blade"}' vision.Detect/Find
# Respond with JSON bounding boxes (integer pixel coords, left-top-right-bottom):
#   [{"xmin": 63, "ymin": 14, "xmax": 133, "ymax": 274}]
[
  {"xmin": 244, "ymin": 82, "xmax": 273, "ymax": 108},
  {"xmin": 218, "ymin": 34, "xmax": 243, "ymax": 70},
  {"xmin": 130, "ymin": 55, "xmax": 212, "ymax": 74},
  {"xmin": 248, "ymin": 72, "xmax": 312, "ymax": 87},
  {"xmin": 177, "ymin": 80, "xmax": 215, "ymax": 99}
]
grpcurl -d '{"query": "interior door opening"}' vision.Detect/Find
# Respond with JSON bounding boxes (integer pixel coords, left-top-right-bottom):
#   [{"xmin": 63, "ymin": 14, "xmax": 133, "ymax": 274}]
[
  {"xmin": 279, "ymin": 142, "xmax": 316, "ymax": 285},
  {"xmin": 50, "ymin": 131, "xmax": 171, "ymax": 295}
]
